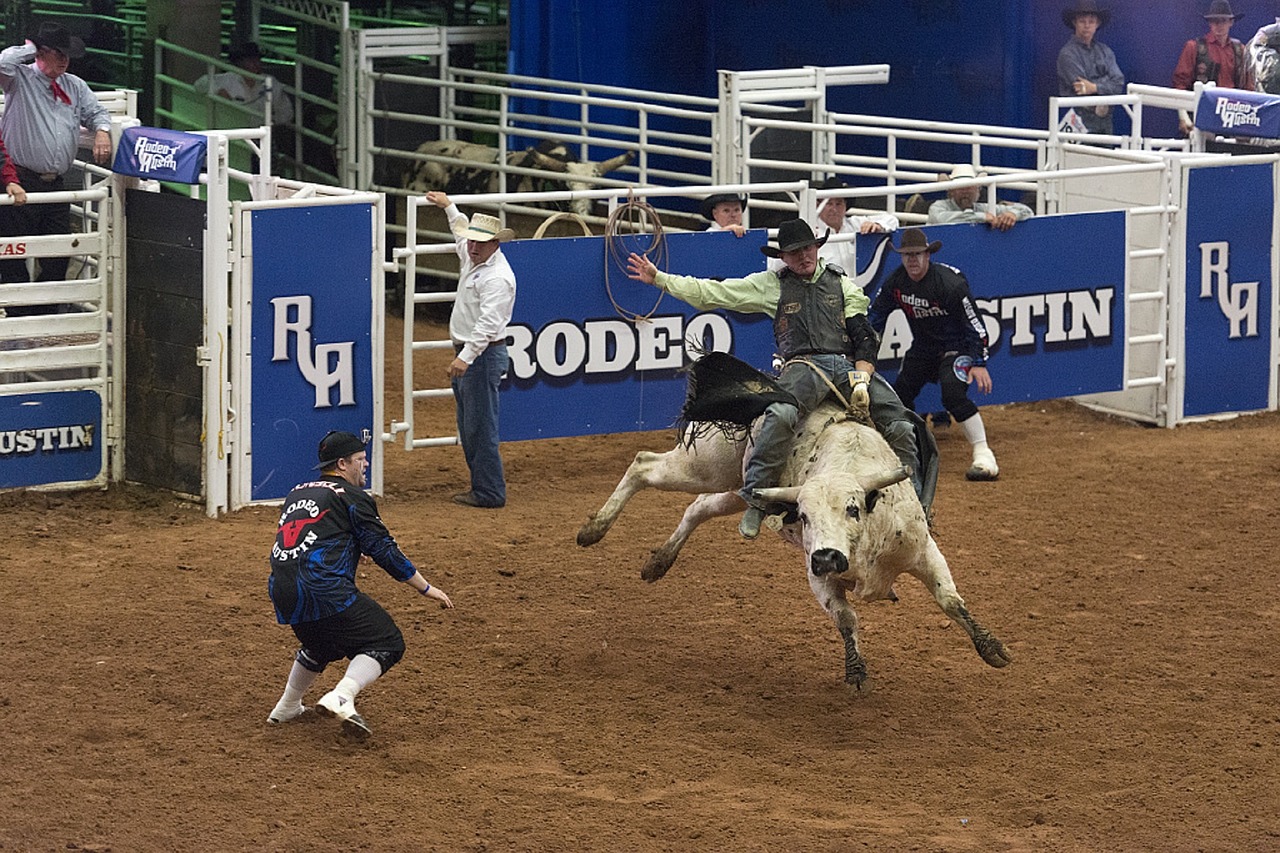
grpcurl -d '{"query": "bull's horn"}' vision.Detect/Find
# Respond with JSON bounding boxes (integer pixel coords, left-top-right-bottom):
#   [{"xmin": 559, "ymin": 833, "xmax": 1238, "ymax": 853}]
[
  {"xmin": 595, "ymin": 152, "xmax": 634, "ymax": 174},
  {"xmin": 860, "ymin": 466, "xmax": 911, "ymax": 492},
  {"xmin": 753, "ymin": 486, "xmax": 800, "ymax": 504},
  {"xmin": 531, "ymin": 150, "xmax": 570, "ymax": 173}
]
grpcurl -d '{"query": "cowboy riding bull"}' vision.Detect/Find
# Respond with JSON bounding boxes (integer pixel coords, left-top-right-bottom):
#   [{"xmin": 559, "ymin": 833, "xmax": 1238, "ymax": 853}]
[
  {"xmin": 402, "ymin": 139, "xmax": 633, "ymax": 218},
  {"xmin": 576, "ymin": 220, "xmax": 1010, "ymax": 687},
  {"xmin": 577, "ymin": 355, "xmax": 1011, "ymax": 689}
]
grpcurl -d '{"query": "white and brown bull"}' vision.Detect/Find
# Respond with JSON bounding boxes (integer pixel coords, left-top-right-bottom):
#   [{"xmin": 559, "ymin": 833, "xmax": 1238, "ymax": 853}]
[
  {"xmin": 577, "ymin": 400, "xmax": 1011, "ymax": 689},
  {"xmin": 402, "ymin": 139, "xmax": 633, "ymax": 217}
]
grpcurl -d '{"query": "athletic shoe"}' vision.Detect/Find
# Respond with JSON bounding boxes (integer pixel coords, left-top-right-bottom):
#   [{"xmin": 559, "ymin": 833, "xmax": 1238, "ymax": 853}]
[
  {"xmin": 966, "ymin": 446, "xmax": 999, "ymax": 481},
  {"xmin": 739, "ymin": 506, "xmax": 765, "ymax": 539},
  {"xmin": 267, "ymin": 703, "xmax": 308, "ymax": 724},
  {"xmin": 317, "ymin": 691, "xmax": 371, "ymax": 741}
]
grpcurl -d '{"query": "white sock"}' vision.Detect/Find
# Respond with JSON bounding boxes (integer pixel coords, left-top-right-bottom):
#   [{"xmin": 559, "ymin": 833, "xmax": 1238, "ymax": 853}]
[
  {"xmin": 332, "ymin": 654, "xmax": 383, "ymax": 701},
  {"xmin": 274, "ymin": 661, "xmax": 321, "ymax": 712},
  {"xmin": 958, "ymin": 412, "xmax": 988, "ymax": 449}
]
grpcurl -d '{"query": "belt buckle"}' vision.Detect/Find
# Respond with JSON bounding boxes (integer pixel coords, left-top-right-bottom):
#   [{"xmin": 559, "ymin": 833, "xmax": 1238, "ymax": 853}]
[{"xmin": 39, "ymin": 172, "xmax": 58, "ymax": 182}]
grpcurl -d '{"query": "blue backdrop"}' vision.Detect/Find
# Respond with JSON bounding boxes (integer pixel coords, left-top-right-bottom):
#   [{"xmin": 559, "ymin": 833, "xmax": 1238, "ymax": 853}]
[{"xmin": 0, "ymin": 390, "xmax": 102, "ymax": 488}]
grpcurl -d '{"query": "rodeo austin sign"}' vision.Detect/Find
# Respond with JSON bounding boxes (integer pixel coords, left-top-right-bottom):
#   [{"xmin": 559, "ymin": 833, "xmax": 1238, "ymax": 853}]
[{"xmin": 493, "ymin": 211, "xmax": 1128, "ymax": 441}]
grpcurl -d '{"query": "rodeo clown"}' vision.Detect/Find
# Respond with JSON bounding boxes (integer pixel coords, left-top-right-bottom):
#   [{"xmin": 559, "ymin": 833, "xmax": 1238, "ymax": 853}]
[
  {"xmin": 626, "ymin": 219, "xmax": 935, "ymax": 539},
  {"xmin": 869, "ymin": 228, "xmax": 999, "ymax": 481},
  {"xmin": 267, "ymin": 430, "xmax": 453, "ymax": 740}
]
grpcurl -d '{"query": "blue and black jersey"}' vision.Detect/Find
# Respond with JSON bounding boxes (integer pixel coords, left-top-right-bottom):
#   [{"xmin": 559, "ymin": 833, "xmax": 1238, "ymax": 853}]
[{"xmin": 268, "ymin": 476, "xmax": 416, "ymax": 625}]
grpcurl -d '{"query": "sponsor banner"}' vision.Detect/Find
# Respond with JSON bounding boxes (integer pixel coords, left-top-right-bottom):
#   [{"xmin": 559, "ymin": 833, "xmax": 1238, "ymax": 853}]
[
  {"xmin": 248, "ymin": 204, "xmax": 375, "ymax": 501},
  {"xmin": 0, "ymin": 390, "xmax": 102, "ymax": 488},
  {"xmin": 1183, "ymin": 163, "xmax": 1273, "ymax": 417},
  {"xmin": 1194, "ymin": 87, "xmax": 1280, "ymax": 139},
  {"xmin": 500, "ymin": 230, "xmax": 776, "ymax": 440},
  {"xmin": 854, "ymin": 212, "xmax": 1127, "ymax": 411},
  {"xmin": 499, "ymin": 212, "xmax": 1124, "ymax": 439},
  {"xmin": 112, "ymin": 126, "xmax": 207, "ymax": 184}
]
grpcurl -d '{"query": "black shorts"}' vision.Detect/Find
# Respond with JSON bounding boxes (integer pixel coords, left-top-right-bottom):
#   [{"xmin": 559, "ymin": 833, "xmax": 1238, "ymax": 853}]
[{"xmin": 291, "ymin": 592, "xmax": 406, "ymax": 671}]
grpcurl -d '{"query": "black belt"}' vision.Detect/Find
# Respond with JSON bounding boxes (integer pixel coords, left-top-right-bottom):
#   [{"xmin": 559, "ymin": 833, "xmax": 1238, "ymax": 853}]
[{"xmin": 16, "ymin": 165, "xmax": 62, "ymax": 183}]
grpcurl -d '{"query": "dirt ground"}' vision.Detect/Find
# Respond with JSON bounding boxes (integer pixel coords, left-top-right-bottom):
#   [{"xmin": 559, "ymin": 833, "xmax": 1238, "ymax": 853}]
[{"xmin": 3, "ymin": 316, "xmax": 1279, "ymax": 852}]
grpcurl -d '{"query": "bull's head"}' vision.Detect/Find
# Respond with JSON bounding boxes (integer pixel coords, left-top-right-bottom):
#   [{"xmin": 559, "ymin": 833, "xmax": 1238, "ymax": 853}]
[
  {"xmin": 528, "ymin": 149, "xmax": 635, "ymax": 216},
  {"xmin": 755, "ymin": 466, "xmax": 910, "ymax": 577}
]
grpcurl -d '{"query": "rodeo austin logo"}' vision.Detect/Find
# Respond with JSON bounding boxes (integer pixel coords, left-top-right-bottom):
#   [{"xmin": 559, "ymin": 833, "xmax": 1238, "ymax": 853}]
[
  {"xmin": 271, "ymin": 296, "xmax": 356, "ymax": 407},
  {"xmin": 1199, "ymin": 241, "xmax": 1258, "ymax": 339},
  {"xmin": 1213, "ymin": 96, "xmax": 1264, "ymax": 131},
  {"xmin": 0, "ymin": 423, "xmax": 95, "ymax": 456},
  {"xmin": 130, "ymin": 135, "xmax": 183, "ymax": 173}
]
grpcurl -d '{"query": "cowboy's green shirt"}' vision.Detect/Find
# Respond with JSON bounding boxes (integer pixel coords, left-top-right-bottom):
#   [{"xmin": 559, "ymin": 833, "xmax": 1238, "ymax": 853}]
[{"xmin": 652, "ymin": 259, "xmax": 870, "ymax": 319}]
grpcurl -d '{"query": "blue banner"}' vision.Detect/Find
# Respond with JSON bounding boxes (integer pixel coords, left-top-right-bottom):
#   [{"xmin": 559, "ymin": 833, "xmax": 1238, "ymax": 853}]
[
  {"xmin": 0, "ymin": 390, "xmax": 102, "ymax": 488},
  {"xmin": 1183, "ymin": 163, "xmax": 1273, "ymax": 418},
  {"xmin": 249, "ymin": 204, "xmax": 375, "ymax": 501},
  {"xmin": 112, "ymin": 126, "xmax": 207, "ymax": 184},
  {"xmin": 498, "ymin": 212, "xmax": 1126, "ymax": 439},
  {"xmin": 500, "ymin": 230, "xmax": 776, "ymax": 440},
  {"xmin": 858, "ymin": 212, "xmax": 1127, "ymax": 410},
  {"xmin": 1194, "ymin": 88, "xmax": 1280, "ymax": 139}
]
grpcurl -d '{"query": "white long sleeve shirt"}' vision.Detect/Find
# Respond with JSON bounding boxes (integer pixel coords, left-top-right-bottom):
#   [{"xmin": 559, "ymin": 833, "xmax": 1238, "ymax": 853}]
[{"xmin": 443, "ymin": 204, "xmax": 517, "ymax": 364}]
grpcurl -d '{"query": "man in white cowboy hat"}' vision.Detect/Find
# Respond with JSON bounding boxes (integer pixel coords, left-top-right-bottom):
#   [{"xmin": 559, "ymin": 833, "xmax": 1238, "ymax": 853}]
[
  {"xmin": 1174, "ymin": 2, "xmax": 1251, "ymax": 134},
  {"xmin": 425, "ymin": 191, "xmax": 518, "ymax": 508},
  {"xmin": 700, "ymin": 192, "xmax": 748, "ymax": 236},
  {"xmin": 1057, "ymin": 0, "xmax": 1125, "ymax": 134},
  {"xmin": 927, "ymin": 164, "xmax": 1032, "ymax": 231},
  {"xmin": 626, "ymin": 219, "xmax": 930, "ymax": 539},
  {"xmin": 0, "ymin": 21, "xmax": 112, "ymax": 313},
  {"xmin": 869, "ymin": 228, "xmax": 998, "ymax": 481}
]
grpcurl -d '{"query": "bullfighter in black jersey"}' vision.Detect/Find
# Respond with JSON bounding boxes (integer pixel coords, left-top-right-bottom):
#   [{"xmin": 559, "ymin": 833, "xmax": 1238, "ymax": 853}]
[
  {"xmin": 266, "ymin": 430, "xmax": 453, "ymax": 739},
  {"xmin": 869, "ymin": 228, "xmax": 999, "ymax": 481}
]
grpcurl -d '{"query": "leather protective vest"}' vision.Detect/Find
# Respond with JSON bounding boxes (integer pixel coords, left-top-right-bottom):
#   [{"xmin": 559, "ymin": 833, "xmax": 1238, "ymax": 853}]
[{"xmin": 772, "ymin": 264, "xmax": 850, "ymax": 360}]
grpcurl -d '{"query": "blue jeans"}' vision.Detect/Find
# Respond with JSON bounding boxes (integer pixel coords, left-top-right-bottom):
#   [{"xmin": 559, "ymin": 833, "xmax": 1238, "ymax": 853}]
[{"xmin": 452, "ymin": 343, "xmax": 508, "ymax": 506}]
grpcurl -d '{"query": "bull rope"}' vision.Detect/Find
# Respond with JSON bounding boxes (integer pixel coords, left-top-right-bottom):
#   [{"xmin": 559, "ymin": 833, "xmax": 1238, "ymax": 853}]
[
  {"xmin": 602, "ymin": 190, "xmax": 668, "ymax": 323},
  {"xmin": 781, "ymin": 356, "xmax": 872, "ymax": 425}
]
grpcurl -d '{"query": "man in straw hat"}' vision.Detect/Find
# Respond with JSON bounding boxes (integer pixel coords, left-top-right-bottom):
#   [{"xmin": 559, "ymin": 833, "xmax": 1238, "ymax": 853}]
[
  {"xmin": 426, "ymin": 191, "xmax": 518, "ymax": 508},
  {"xmin": 1174, "ymin": 2, "xmax": 1251, "ymax": 134},
  {"xmin": 927, "ymin": 164, "xmax": 1032, "ymax": 232},
  {"xmin": 869, "ymin": 229, "xmax": 999, "ymax": 481},
  {"xmin": 0, "ymin": 21, "xmax": 112, "ymax": 314},
  {"xmin": 1057, "ymin": 0, "xmax": 1125, "ymax": 134},
  {"xmin": 626, "ymin": 219, "xmax": 930, "ymax": 539}
]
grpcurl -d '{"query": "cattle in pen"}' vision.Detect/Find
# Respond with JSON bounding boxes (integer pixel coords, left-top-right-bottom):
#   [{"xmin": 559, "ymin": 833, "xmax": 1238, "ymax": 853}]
[{"xmin": 402, "ymin": 139, "xmax": 633, "ymax": 217}]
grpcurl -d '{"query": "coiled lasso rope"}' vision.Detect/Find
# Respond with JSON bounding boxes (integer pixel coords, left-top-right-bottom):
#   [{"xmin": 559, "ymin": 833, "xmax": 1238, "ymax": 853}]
[{"xmin": 602, "ymin": 190, "xmax": 669, "ymax": 323}]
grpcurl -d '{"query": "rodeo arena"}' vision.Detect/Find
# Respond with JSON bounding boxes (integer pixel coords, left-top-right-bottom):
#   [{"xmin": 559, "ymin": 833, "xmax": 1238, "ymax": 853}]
[{"xmin": 3, "ymin": 0, "xmax": 1280, "ymax": 849}]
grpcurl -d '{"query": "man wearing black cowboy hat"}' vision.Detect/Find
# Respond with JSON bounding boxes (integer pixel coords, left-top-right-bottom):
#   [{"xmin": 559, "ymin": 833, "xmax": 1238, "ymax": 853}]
[
  {"xmin": 266, "ymin": 430, "xmax": 454, "ymax": 740},
  {"xmin": 626, "ymin": 219, "xmax": 928, "ymax": 539},
  {"xmin": 1057, "ymin": 1, "xmax": 1125, "ymax": 134},
  {"xmin": 869, "ymin": 229, "xmax": 998, "ymax": 481},
  {"xmin": 0, "ymin": 21, "xmax": 112, "ymax": 312},
  {"xmin": 700, "ymin": 192, "xmax": 748, "ymax": 237},
  {"xmin": 1174, "ymin": 3, "xmax": 1251, "ymax": 134}
]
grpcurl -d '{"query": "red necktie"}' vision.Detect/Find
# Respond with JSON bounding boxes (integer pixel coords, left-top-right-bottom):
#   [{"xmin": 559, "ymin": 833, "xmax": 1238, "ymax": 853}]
[{"xmin": 50, "ymin": 79, "xmax": 70, "ymax": 105}]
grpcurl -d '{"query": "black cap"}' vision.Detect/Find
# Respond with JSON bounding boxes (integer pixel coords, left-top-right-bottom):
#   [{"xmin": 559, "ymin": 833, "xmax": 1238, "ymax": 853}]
[
  {"xmin": 228, "ymin": 42, "xmax": 262, "ymax": 64},
  {"xmin": 315, "ymin": 430, "xmax": 366, "ymax": 469},
  {"xmin": 30, "ymin": 21, "xmax": 86, "ymax": 59}
]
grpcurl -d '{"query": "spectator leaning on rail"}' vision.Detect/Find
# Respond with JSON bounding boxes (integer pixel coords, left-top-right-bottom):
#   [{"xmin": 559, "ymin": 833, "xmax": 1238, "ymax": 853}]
[
  {"xmin": 701, "ymin": 192, "xmax": 748, "ymax": 237},
  {"xmin": 812, "ymin": 175, "xmax": 898, "ymax": 272},
  {"xmin": 1057, "ymin": 0, "xmax": 1125, "ymax": 135},
  {"xmin": 626, "ymin": 219, "xmax": 926, "ymax": 540},
  {"xmin": 927, "ymin": 164, "xmax": 1033, "ymax": 232},
  {"xmin": 193, "ymin": 41, "xmax": 294, "ymax": 127},
  {"xmin": 1174, "ymin": 1, "xmax": 1252, "ymax": 135},
  {"xmin": 267, "ymin": 430, "xmax": 454, "ymax": 740},
  {"xmin": 424, "ymin": 191, "xmax": 517, "ymax": 509},
  {"xmin": 869, "ymin": 228, "xmax": 998, "ymax": 482},
  {"xmin": 0, "ymin": 22, "xmax": 111, "ymax": 313}
]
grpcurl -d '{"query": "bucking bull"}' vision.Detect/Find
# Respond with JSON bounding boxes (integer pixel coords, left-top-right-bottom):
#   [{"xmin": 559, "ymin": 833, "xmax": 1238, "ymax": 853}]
[
  {"xmin": 402, "ymin": 139, "xmax": 633, "ymax": 217},
  {"xmin": 577, "ymin": 355, "xmax": 1011, "ymax": 689}
]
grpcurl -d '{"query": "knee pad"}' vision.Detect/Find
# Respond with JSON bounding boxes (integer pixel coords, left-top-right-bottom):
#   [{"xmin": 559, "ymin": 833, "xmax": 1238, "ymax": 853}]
[
  {"xmin": 295, "ymin": 647, "xmax": 328, "ymax": 673},
  {"xmin": 363, "ymin": 647, "xmax": 405, "ymax": 675}
]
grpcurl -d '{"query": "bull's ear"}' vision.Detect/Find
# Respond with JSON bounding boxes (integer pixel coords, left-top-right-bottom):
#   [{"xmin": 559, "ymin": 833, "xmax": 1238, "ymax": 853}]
[{"xmin": 864, "ymin": 490, "xmax": 882, "ymax": 514}]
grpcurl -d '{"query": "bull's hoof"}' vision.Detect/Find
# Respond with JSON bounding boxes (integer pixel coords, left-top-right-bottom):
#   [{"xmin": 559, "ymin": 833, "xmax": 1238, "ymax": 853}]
[
  {"xmin": 640, "ymin": 548, "xmax": 676, "ymax": 583},
  {"xmin": 975, "ymin": 633, "xmax": 1012, "ymax": 668},
  {"xmin": 844, "ymin": 659, "xmax": 868, "ymax": 691},
  {"xmin": 576, "ymin": 519, "xmax": 606, "ymax": 547}
]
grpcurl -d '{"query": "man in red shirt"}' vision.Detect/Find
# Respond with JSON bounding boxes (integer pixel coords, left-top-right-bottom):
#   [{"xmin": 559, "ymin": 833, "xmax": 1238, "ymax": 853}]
[{"xmin": 1173, "ymin": 1, "xmax": 1252, "ymax": 134}]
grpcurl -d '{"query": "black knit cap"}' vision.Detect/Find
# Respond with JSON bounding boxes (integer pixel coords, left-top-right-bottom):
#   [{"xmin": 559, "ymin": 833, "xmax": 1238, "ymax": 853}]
[{"xmin": 315, "ymin": 430, "xmax": 366, "ymax": 469}]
